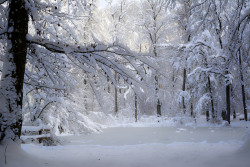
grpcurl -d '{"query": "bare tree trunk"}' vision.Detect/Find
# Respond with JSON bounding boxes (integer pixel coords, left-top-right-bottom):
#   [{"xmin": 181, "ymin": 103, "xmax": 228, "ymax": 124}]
[
  {"xmin": 114, "ymin": 72, "xmax": 118, "ymax": 115},
  {"xmin": 190, "ymin": 103, "xmax": 194, "ymax": 117},
  {"xmin": 107, "ymin": 76, "xmax": 110, "ymax": 93},
  {"xmin": 239, "ymin": 52, "xmax": 247, "ymax": 121},
  {"xmin": 182, "ymin": 68, "xmax": 186, "ymax": 114},
  {"xmin": 221, "ymin": 110, "xmax": 227, "ymax": 120},
  {"xmin": 0, "ymin": 0, "xmax": 28, "ymax": 143},
  {"xmin": 135, "ymin": 93, "xmax": 137, "ymax": 122},
  {"xmin": 157, "ymin": 99, "xmax": 161, "ymax": 116},
  {"xmin": 155, "ymin": 75, "xmax": 161, "ymax": 116},
  {"xmin": 226, "ymin": 84, "xmax": 231, "ymax": 124},
  {"xmin": 206, "ymin": 110, "xmax": 210, "ymax": 122},
  {"xmin": 208, "ymin": 76, "xmax": 215, "ymax": 120}
]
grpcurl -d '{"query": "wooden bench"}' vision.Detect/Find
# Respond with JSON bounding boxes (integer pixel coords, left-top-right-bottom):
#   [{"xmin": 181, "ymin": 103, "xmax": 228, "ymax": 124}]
[
  {"xmin": 39, "ymin": 129, "xmax": 50, "ymax": 135},
  {"xmin": 21, "ymin": 126, "xmax": 52, "ymax": 145}
]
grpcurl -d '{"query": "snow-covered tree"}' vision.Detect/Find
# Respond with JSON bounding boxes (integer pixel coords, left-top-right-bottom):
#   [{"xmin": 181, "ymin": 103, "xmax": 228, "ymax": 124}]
[
  {"xmin": 160, "ymin": 0, "xmax": 249, "ymax": 123},
  {"xmin": 175, "ymin": 0, "xmax": 250, "ymax": 122},
  {"xmin": 136, "ymin": 0, "xmax": 171, "ymax": 116},
  {"xmin": 0, "ymin": 0, "xmax": 156, "ymax": 144}
]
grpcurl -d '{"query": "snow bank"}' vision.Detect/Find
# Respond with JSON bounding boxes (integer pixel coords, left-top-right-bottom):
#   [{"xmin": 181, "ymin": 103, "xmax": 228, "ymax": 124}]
[
  {"xmin": 107, "ymin": 115, "xmax": 250, "ymax": 129},
  {"xmin": 0, "ymin": 142, "xmax": 42, "ymax": 167}
]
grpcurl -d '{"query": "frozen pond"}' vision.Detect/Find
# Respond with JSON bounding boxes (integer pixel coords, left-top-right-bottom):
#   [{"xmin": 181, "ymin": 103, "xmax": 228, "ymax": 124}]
[{"xmin": 61, "ymin": 127, "xmax": 247, "ymax": 146}]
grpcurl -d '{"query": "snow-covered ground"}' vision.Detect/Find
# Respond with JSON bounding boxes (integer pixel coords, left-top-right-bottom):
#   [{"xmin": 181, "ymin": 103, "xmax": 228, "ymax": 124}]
[{"xmin": 1, "ymin": 118, "xmax": 250, "ymax": 167}]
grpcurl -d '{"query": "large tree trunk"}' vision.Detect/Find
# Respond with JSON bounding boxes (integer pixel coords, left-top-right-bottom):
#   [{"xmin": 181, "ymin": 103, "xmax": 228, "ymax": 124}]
[
  {"xmin": 0, "ymin": 0, "xmax": 28, "ymax": 143},
  {"xmin": 204, "ymin": 56, "xmax": 215, "ymax": 121},
  {"xmin": 208, "ymin": 76, "xmax": 215, "ymax": 120},
  {"xmin": 239, "ymin": 51, "xmax": 247, "ymax": 121}
]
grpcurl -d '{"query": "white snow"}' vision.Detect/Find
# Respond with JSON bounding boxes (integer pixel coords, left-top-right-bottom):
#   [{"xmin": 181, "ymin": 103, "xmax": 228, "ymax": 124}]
[
  {"xmin": 22, "ymin": 125, "xmax": 51, "ymax": 132},
  {"xmin": 1, "ymin": 122, "xmax": 250, "ymax": 167}
]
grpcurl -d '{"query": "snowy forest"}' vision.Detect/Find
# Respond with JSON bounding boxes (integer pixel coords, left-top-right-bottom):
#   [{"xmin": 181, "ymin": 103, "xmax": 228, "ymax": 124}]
[{"xmin": 0, "ymin": 0, "xmax": 250, "ymax": 167}]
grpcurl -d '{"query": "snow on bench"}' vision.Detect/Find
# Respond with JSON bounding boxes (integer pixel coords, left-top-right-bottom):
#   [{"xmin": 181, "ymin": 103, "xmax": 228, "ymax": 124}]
[{"xmin": 21, "ymin": 126, "xmax": 52, "ymax": 144}]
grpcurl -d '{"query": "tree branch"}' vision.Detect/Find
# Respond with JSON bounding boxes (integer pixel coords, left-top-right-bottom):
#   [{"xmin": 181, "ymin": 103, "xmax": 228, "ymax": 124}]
[
  {"xmin": 24, "ymin": 81, "xmax": 65, "ymax": 91},
  {"xmin": 0, "ymin": 0, "xmax": 7, "ymax": 5},
  {"xmin": 37, "ymin": 101, "xmax": 57, "ymax": 119}
]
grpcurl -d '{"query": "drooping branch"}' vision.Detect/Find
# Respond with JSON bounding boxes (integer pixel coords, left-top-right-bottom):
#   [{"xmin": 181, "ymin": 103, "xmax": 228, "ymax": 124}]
[
  {"xmin": 0, "ymin": 0, "xmax": 6, "ymax": 5},
  {"xmin": 27, "ymin": 36, "xmax": 158, "ymax": 81}
]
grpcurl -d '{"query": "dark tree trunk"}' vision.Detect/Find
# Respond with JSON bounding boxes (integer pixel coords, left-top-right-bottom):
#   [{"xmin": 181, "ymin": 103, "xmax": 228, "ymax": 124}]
[
  {"xmin": 226, "ymin": 84, "xmax": 231, "ymax": 124},
  {"xmin": 221, "ymin": 110, "xmax": 227, "ymax": 120},
  {"xmin": 135, "ymin": 93, "xmax": 137, "ymax": 122},
  {"xmin": 107, "ymin": 76, "xmax": 111, "ymax": 93},
  {"xmin": 208, "ymin": 76, "xmax": 215, "ymax": 120},
  {"xmin": 0, "ymin": 0, "xmax": 28, "ymax": 143},
  {"xmin": 155, "ymin": 75, "xmax": 161, "ymax": 116},
  {"xmin": 241, "ymin": 83, "xmax": 247, "ymax": 121},
  {"xmin": 203, "ymin": 55, "xmax": 215, "ymax": 121},
  {"xmin": 182, "ymin": 68, "xmax": 186, "ymax": 114},
  {"xmin": 114, "ymin": 72, "xmax": 118, "ymax": 115},
  {"xmin": 233, "ymin": 110, "xmax": 236, "ymax": 119},
  {"xmin": 157, "ymin": 99, "xmax": 161, "ymax": 116},
  {"xmin": 190, "ymin": 103, "xmax": 194, "ymax": 118},
  {"xmin": 239, "ymin": 52, "xmax": 247, "ymax": 121},
  {"xmin": 206, "ymin": 110, "xmax": 210, "ymax": 122}
]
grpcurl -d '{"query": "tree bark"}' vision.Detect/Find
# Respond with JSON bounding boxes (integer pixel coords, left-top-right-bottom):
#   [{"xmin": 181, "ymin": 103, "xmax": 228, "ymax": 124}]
[
  {"xmin": 155, "ymin": 75, "xmax": 161, "ymax": 116},
  {"xmin": 157, "ymin": 99, "xmax": 161, "ymax": 116},
  {"xmin": 114, "ymin": 72, "xmax": 118, "ymax": 115},
  {"xmin": 204, "ymin": 55, "xmax": 215, "ymax": 121},
  {"xmin": 182, "ymin": 68, "xmax": 186, "ymax": 114},
  {"xmin": 208, "ymin": 76, "xmax": 215, "ymax": 120},
  {"xmin": 190, "ymin": 103, "xmax": 194, "ymax": 118},
  {"xmin": 226, "ymin": 84, "xmax": 231, "ymax": 124},
  {"xmin": 239, "ymin": 52, "xmax": 247, "ymax": 121},
  {"xmin": 0, "ymin": 0, "xmax": 28, "ymax": 143},
  {"xmin": 135, "ymin": 93, "xmax": 137, "ymax": 122}
]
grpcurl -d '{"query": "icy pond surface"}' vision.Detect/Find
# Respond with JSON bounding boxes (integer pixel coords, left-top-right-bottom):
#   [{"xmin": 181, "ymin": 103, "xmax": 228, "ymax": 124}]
[{"xmin": 61, "ymin": 127, "xmax": 247, "ymax": 145}]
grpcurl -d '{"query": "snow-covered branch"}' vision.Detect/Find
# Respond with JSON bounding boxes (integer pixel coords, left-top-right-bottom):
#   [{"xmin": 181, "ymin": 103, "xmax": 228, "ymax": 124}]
[{"xmin": 0, "ymin": 0, "xmax": 6, "ymax": 5}]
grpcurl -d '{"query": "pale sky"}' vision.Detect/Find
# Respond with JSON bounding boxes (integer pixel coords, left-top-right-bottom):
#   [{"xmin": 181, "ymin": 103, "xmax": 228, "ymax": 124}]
[{"xmin": 97, "ymin": 0, "xmax": 108, "ymax": 8}]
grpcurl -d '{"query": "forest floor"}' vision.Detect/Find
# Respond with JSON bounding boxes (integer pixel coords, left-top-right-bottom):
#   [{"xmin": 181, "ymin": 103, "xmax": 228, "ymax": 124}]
[{"xmin": 1, "ymin": 117, "xmax": 250, "ymax": 167}]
